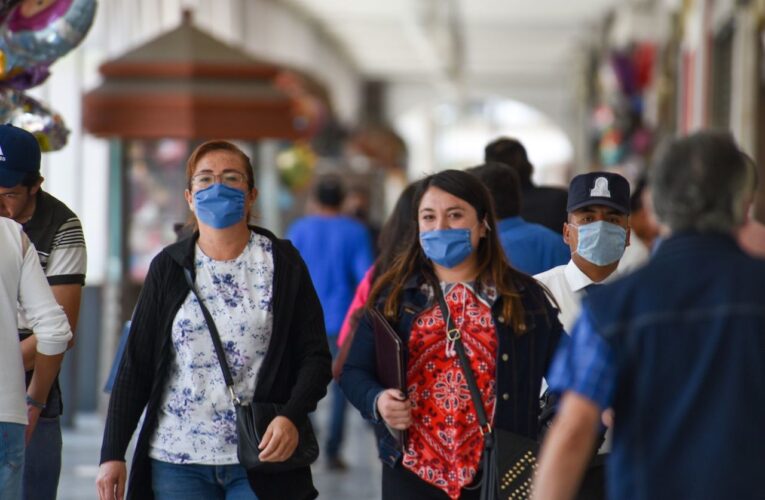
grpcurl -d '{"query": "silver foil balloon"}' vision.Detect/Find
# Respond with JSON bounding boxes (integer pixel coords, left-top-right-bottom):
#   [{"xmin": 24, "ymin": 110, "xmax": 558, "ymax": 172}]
[
  {"xmin": 0, "ymin": 88, "xmax": 69, "ymax": 151},
  {"xmin": 0, "ymin": 0, "xmax": 97, "ymax": 81}
]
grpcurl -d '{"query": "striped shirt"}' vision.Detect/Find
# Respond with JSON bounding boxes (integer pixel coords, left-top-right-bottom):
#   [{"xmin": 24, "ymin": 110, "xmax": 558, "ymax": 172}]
[
  {"xmin": 22, "ymin": 190, "xmax": 87, "ymax": 287},
  {"xmin": 18, "ymin": 190, "xmax": 86, "ymax": 417}
]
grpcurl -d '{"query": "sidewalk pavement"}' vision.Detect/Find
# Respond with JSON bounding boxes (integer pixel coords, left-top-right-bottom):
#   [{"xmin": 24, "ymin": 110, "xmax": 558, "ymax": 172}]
[{"xmin": 59, "ymin": 396, "xmax": 382, "ymax": 499}]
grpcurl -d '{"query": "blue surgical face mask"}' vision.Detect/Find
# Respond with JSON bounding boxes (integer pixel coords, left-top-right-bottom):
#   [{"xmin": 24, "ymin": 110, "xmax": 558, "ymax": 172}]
[
  {"xmin": 573, "ymin": 220, "xmax": 627, "ymax": 266},
  {"xmin": 193, "ymin": 184, "xmax": 246, "ymax": 229},
  {"xmin": 420, "ymin": 228, "xmax": 474, "ymax": 268}
]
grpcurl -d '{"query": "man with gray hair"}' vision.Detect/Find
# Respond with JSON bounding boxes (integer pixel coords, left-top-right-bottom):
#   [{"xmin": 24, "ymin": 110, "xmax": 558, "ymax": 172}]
[{"xmin": 532, "ymin": 131, "xmax": 765, "ymax": 500}]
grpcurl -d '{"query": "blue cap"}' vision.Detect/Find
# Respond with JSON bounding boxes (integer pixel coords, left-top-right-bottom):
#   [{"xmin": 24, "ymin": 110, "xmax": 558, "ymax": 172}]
[
  {"xmin": 0, "ymin": 124, "xmax": 41, "ymax": 188},
  {"xmin": 567, "ymin": 172, "xmax": 630, "ymax": 214}
]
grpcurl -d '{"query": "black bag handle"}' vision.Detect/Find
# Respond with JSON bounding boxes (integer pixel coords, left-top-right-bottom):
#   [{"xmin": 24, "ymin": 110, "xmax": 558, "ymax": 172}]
[
  {"xmin": 432, "ymin": 281, "xmax": 492, "ymax": 437},
  {"xmin": 183, "ymin": 268, "xmax": 240, "ymax": 405}
]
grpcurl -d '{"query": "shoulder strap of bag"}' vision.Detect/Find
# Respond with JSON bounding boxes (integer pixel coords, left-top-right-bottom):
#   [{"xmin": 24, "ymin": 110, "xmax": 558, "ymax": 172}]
[
  {"xmin": 183, "ymin": 268, "xmax": 240, "ymax": 404},
  {"xmin": 432, "ymin": 281, "xmax": 491, "ymax": 435}
]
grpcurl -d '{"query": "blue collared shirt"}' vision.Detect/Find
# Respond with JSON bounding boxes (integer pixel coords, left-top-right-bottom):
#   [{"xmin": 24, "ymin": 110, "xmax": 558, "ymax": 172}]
[
  {"xmin": 497, "ymin": 216, "xmax": 569, "ymax": 275},
  {"xmin": 546, "ymin": 307, "xmax": 616, "ymax": 410}
]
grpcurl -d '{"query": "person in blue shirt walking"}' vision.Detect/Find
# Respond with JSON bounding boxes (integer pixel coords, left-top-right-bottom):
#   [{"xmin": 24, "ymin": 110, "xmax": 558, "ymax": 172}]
[
  {"xmin": 533, "ymin": 131, "xmax": 765, "ymax": 500},
  {"xmin": 469, "ymin": 162, "xmax": 569, "ymax": 275},
  {"xmin": 287, "ymin": 175, "xmax": 374, "ymax": 470}
]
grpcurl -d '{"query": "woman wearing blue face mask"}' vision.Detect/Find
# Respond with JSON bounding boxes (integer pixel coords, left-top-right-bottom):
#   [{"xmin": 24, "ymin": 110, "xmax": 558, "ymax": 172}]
[
  {"xmin": 97, "ymin": 141, "xmax": 331, "ymax": 500},
  {"xmin": 340, "ymin": 169, "xmax": 563, "ymax": 500}
]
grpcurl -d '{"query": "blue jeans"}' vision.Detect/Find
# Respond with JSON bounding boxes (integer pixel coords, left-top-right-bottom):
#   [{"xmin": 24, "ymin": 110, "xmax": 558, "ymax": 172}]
[
  {"xmin": 23, "ymin": 416, "xmax": 62, "ymax": 500},
  {"xmin": 151, "ymin": 459, "xmax": 258, "ymax": 500},
  {"xmin": 326, "ymin": 336, "xmax": 347, "ymax": 459},
  {"xmin": 0, "ymin": 423, "xmax": 25, "ymax": 500}
]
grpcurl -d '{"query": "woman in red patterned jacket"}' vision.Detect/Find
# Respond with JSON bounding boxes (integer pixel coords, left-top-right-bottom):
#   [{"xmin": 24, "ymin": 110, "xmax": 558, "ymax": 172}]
[{"xmin": 340, "ymin": 169, "xmax": 563, "ymax": 499}]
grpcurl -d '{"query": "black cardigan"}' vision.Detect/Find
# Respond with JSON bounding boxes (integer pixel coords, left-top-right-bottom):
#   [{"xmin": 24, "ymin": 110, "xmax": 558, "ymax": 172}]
[{"xmin": 100, "ymin": 227, "xmax": 332, "ymax": 500}]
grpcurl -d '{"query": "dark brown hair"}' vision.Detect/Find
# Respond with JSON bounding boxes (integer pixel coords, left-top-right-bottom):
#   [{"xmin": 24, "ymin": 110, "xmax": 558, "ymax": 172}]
[
  {"xmin": 371, "ymin": 180, "xmax": 421, "ymax": 283},
  {"xmin": 484, "ymin": 137, "xmax": 534, "ymax": 187},
  {"xmin": 367, "ymin": 169, "xmax": 535, "ymax": 334},
  {"xmin": 185, "ymin": 140, "xmax": 255, "ymax": 191},
  {"xmin": 468, "ymin": 162, "xmax": 522, "ymax": 219}
]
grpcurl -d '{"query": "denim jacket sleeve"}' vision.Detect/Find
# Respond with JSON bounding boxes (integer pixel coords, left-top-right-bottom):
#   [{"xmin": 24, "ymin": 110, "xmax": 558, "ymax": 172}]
[{"xmin": 339, "ymin": 310, "xmax": 385, "ymax": 422}]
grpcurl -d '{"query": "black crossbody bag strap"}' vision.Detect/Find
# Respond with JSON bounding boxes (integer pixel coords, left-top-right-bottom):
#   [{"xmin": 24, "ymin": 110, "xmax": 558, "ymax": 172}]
[
  {"xmin": 183, "ymin": 269, "xmax": 240, "ymax": 404},
  {"xmin": 433, "ymin": 282, "xmax": 498, "ymax": 497},
  {"xmin": 433, "ymin": 284, "xmax": 492, "ymax": 437}
]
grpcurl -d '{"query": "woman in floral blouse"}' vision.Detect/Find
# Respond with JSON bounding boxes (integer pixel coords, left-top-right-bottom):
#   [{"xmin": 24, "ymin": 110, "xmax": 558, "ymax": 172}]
[
  {"xmin": 341, "ymin": 169, "xmax": 562, "ymax": 499},
  {"xmin": 97, "ymin": 141, "xmax": 331, "ymax": 500}
]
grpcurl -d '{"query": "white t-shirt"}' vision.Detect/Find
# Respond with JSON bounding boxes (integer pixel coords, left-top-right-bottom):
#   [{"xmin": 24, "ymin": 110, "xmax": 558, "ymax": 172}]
[
  {"xmin": 534, "ymin": 260, "xmax": 622, "ymax": 334},
  {"xmin": 535, "ymin": 259, "xmax": 621, "ymax": 453},
  {"xmin": 0, "ymin": 218, "xmax": 71, "ymax": 425},
  {"xmin": 150, "ymin": 232, "xmax": 275, "ymax": 464}
]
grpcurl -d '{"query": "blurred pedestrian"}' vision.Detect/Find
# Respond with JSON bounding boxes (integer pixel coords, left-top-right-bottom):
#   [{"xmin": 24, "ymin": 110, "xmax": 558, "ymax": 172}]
[
  {"xmin": 343, "ymin": 183, "xmax": 381, "ymax": 257},
  {"xmin": 97, "ymin": 140, "xmax": 331, "ymax": 500},
  {"xmin": 533, "ymin": 131, "xmax": 765, "ymax": 500},
  {"xmin": 738, "ymin": 155, "xmax": 765, "ymax": 259},
  {"xmin": 287, "ymin": 175, "xmax": 374, "ymax": 470},
  {"xmin": 469, "ymin": 162, "xmax": 569, "ymax": 275},
  {"xmin": 341, "ymin": 170, "xmax": 562, "ymax": 499},
  {"xmin": 0, "ymin": 123, "xmax": 86, "ymax": 500},
  {"xmin": 617, "ymin": 176, "xmax": 660, "ymax": 273},
  {"xmin": 0, "ymin": 217, "xmax": 72, "ymax": 500},
  {"xmin": 333, "ymin": 180, "xmax": 420, "ymax": 379},
  {"xmin": 485, "ymin": 137, "xmax": 568, "ymax": 234}
]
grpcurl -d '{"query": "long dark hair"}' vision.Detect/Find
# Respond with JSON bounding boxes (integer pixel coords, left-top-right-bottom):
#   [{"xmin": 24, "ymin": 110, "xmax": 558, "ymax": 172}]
[
  {"xmin": 368, "ymin": 169, "xmax": 534, "ymax": 334},
  {"xmin": 371, "ymin": 181, "xmax": 421, "ymax": 283}
]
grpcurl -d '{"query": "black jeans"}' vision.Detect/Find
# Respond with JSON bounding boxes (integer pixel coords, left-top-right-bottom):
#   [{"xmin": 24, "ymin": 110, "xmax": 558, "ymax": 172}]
[{"xmin": 382, "ymin": 463, "xmax": 482, "ymax": 500}]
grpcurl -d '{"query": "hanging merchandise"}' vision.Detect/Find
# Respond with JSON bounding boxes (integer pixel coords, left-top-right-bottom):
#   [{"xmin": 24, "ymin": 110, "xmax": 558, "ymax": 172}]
[
  {"xmin": 276, "ymin": 142, "xmax": 316, "ymax": 192},
  {"xmin": 0, "ymin": 0, "xmax": 97, "ymax": 86},
  {"xmin": 591, "ymin": 42, "xmax": 657, "ymax": 170},
  {"xmin": 0, "ymin": 88, "xmax": 68, "ymax": 151},
  {"xmin": 0, "ymin": 0, "xmax": 97, "ymax": 151}
]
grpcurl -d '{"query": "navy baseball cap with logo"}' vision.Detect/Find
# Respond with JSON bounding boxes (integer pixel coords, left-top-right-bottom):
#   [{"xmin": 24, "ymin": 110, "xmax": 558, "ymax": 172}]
[
  {"xmin": 567, "ymin": 172, "xmax": 630, "ymax": 214},
  {"xmin": 0, "ymin": 124, "xmax": 41, "ymax": 188}
]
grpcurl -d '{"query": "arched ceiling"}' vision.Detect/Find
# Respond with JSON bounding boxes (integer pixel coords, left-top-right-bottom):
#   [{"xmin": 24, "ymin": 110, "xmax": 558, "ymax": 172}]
[{"xmin": 283, "ymin": 0, "xmax": 621, "ymax": 88}]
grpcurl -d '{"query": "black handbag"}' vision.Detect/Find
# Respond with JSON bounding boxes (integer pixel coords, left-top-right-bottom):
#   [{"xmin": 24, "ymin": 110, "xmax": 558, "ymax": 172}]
[
  {"xmin": 184, "ymin": 269, "xmax": 319, "ymax": 473},
  {"xmin": 432, "ymin": 282, "xmax": 538, "ymax": 500}
]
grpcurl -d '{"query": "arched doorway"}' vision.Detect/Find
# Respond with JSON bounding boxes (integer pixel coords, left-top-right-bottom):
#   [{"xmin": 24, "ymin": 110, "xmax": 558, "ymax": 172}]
[{"xmin": 396, "ymin": 97, "xmax": 573, "ymax": 186}]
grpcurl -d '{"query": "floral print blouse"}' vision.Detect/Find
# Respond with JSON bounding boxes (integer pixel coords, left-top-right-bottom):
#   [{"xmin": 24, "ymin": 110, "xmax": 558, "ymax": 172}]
[
  {"xmin": 149, "ymin": 232, "xmax": 274, "ymax": 464},
  {"xmin": 402, "ymin": 281, "xmax": 498, "ymax": 499}
]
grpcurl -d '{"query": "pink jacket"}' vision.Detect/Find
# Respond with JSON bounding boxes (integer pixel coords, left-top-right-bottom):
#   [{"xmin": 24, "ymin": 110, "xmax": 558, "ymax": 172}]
[{"xmin": 337, "ymin": 266, "xmax": 375, "ymax": 346}]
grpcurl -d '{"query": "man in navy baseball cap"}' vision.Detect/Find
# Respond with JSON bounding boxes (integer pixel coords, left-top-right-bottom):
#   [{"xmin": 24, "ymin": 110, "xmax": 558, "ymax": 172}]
[
  {"xmin": 534, "ymin": 170, "xmax": 632, "ymax": 496},
  {"xmin": 536, "ymin": 170, "xmax": 632, "ymax": 332},
  {"xmin": 0, "ymin": 124, "xmax": 41, "ymax": 189}
]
